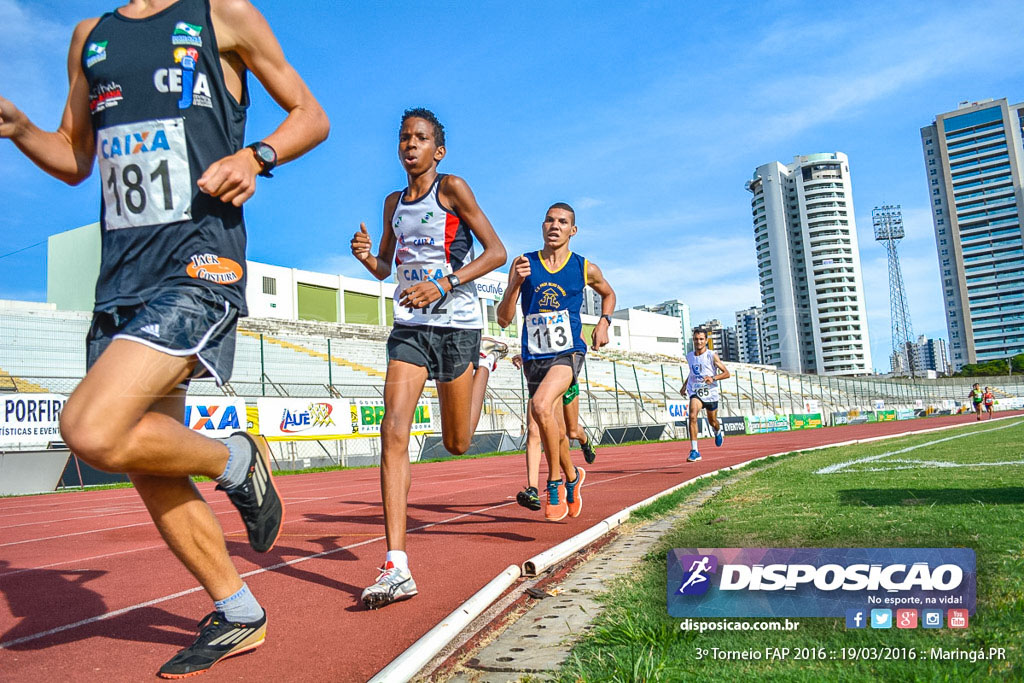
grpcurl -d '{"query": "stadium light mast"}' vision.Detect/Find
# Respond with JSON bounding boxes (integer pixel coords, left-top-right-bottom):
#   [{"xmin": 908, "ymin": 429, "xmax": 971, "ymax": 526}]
[{"xmin": 873, "ymin": 204, "xmax": 916, "ymax": 378}]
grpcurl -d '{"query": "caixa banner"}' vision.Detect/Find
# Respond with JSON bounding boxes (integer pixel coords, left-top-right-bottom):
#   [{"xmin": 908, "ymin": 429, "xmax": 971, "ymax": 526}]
[{"xmin": 667, "ymin": 548, "xmax": 975, "ymax": 617}]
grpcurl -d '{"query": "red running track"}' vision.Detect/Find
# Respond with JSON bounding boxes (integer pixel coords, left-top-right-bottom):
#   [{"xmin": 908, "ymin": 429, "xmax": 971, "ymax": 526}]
[{"xmin": 0, "ymin": 412, "xmax": 1012, "ymax": 681}]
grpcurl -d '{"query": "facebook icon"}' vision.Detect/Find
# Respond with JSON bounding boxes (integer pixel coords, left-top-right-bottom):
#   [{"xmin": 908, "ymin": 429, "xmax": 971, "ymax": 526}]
[{"xmin": 845, "ymin": 608, "xmax": 866, "ymax": 629}]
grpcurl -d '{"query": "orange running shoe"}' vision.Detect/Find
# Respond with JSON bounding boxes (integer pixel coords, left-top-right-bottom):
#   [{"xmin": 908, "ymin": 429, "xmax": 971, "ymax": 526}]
[
  {"xmin": 544, "ymin": 479, "xmax": 567, "ymax": 521},
  {"xmin": 566, "ymin": 467, "xmax": 586, "ymax": 518}
]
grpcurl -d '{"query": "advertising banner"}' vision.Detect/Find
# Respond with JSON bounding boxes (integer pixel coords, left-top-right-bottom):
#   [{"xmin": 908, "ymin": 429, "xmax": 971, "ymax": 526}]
[
  {"xmin": 873, "ymin": 399, "xmax": 885, "ymax": 411},
  {"xmin": 877, "ymin": 410, "xmax": 897, "ymax": 422},
  {"xmin": 0, "ymin": 393, "xmax": 66, "ymax": 449},
  {"xmin": 256, "ymin": 398, "xmax": 352, "ymax": 439},
  {"xmin": 183, "ymin": 398, "xmax": 247, "ymax": 438},
  {"xmin": 744, "ymin": 415, "xmax": 790, "ymax": 434},
  {"xmin": 668, "ymin": 548, "xmax": 975, "ymax": 618},
  {"xmin": 717, "ymin": 416, "xmax": 746, "ymax": 435},
  {"xmin": 352, "ymin": 398, "xmax": 434, "ymax": 435},
  {"xmin": 802, "ymin": 399, "xmax": 821, "ymax": 414},
  {"xmin": 789, "ymin": 413, "xmax": 823, "ymax": 430},
  {"xmin": 666, "ymin": 399, "xmax": 689, "ymax": 422},
  {"xmin": 896, "ymin": 408, "xmax": 915, "ymax": 421}
]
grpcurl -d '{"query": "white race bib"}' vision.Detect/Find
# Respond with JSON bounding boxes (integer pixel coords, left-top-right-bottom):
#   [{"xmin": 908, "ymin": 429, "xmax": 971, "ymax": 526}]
[
  {"xmin": 526, "ymin": 310, "xmax": 572, "ymax": 355},
  {"xmin": 394, "ymin": 262, "xmax": 453, "ymax": 325},
  {"xmin": 695, "ymin": 384, "xmax": 711, "ymax": 399},
  {"xmin": 98, "ymin": 118, "xmax": 192, "ymax": 230}
]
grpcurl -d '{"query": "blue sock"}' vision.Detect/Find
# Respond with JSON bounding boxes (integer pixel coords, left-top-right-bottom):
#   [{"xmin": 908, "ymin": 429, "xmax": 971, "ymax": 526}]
[
  {"xmin": 214, "ymin": 583, "xmax": 264, "ymax": 623},
  {"xmin": 216, "ymin": 434, "xmax": 252, "ymax": 490}
]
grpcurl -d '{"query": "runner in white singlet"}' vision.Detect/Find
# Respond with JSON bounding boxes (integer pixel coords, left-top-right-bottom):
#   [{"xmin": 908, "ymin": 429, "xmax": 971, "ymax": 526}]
[
  {"xmin": 680, "ymin": 328, "xmax": 731, "ymax": 462},
  {"xmin": 350, "ymin": 108, "xmax": 508, "ymax": 610}
]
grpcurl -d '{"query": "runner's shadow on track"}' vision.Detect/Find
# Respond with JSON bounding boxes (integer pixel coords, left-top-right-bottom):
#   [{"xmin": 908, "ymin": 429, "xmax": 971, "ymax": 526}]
[
  {"xmin": 839, "ymin": 487, "xmax": 1024, "ymax": 507},
  {"xmin": 226, "ymin": 537, "xmax": 364, "ymax": 602},
  {"xmin": 0, "ymin": 559, "xmax": 195, "ymax": 650},
  {"xmin": 305, "ymin": 503, "xmax": 538, "ymax": 542}
]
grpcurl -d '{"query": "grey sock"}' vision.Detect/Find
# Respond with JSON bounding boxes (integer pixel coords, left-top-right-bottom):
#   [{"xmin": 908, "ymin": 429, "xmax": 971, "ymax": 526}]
[
  {"xmin": 214, "ymin": 583, "xmax": 264, "ymax": 623},
  {"xmin": 215, "ymin": 434, "xmax": 252, "ymax": 490}
]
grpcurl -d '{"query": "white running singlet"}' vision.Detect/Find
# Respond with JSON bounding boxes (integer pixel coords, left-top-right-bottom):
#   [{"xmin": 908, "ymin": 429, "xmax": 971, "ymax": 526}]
[
  {"xmin": 390, "ymin": 175, "xmax": 483, "ymax": 329},
  {"xmin": 685, "ymin": 350, "xmax": 720, "ymax": 403}
]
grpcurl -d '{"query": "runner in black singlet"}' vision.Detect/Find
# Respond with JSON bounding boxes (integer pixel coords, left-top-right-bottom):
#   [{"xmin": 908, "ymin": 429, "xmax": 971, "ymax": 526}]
[{"xmin": 0, "ymin": 1, "xmax": 328, "ymax": 677}]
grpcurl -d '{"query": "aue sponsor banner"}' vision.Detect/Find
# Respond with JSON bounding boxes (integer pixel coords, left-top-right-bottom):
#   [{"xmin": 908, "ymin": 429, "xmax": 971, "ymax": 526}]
[
  {"xmin": 667, "ymin": 548, "xmax": 975, "ymax": 618},
  {"xmin": 183, "ymin": 398, "xmax": 246, "ymax": 438},
  {"xmin": 257, "ymin": 398, "xmax": 352, "ymax": 438},
  {"xmin": 0, "ymin": 393, "xmax": 67, "ymax": 448}
]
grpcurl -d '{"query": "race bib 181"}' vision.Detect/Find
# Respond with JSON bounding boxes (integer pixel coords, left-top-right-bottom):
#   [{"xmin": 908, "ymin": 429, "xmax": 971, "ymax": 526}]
[{"xmin": 98, "ymin": 117, "xmax": 192, "ymax": 230}]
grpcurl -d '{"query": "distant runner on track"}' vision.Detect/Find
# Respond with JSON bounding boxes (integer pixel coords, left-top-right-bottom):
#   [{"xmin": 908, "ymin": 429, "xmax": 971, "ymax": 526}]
[
  {"xmin": 969, "ymin": 383, "xmax": 984, "ymax": 421},
  {"xmin": 681, "ymin": 328, "xmax": 730, "ymax": 462},
  {"xmin": 0, "ymin": 0, "xmax": 328, "ymax": 677}
]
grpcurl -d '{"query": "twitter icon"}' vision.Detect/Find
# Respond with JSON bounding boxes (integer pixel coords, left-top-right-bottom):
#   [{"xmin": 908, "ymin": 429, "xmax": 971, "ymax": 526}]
[{"xmin": 871, "ymin": 609, "xmax": 892, "ymax": 629}]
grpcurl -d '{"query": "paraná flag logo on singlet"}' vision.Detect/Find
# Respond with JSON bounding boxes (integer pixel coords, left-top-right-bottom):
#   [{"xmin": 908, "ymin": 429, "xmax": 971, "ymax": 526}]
[
  {"xmin": 172, "ymin": 22, "xmax": 203, "ymax": 46},
  {"xmin": 86, "ymin": 41, "xmax": 108, "ymax": 68}
]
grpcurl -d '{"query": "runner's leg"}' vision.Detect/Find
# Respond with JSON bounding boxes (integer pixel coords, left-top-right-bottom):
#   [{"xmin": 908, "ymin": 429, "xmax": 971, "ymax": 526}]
[
  {"xmin": 530, "ymin": 365, "xmax": 574, "ymax": 484},
  {"xmin": 380, "ymin": 360, "xmax": 428, "ymax": 552},
  {"xmin": 60, "ymin": 339, "xmax": 229, "ymax": 477},
  {"xmin": 524, "ymin": 408, "xmax": 542, "ymax": 489},
  {"xmin": 131, "ymin": 389, "xmax": 244, "ymax": 602},
  {"xmin": 436, "ymin": 362, "xmax": 479, "ymax": 455}
]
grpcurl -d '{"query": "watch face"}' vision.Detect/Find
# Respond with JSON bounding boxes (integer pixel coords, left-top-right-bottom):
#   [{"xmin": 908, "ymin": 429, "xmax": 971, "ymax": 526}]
[{"xmin": 255, "ymin": 146, "xmax": 274, "ymax": 163}]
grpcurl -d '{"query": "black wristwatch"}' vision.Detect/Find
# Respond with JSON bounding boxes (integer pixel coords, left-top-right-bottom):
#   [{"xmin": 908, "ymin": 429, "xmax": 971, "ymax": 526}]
[
  {"xmin": 247, "ymin": 141, "xmax": 277, "ymax": 178},
  {"xmin": 447, "ymin": 273, "xmax": 461, "ymax": 289},
  {"xmin": 601, "ymin": 314, "xmax": 613, "ymax": 324}
]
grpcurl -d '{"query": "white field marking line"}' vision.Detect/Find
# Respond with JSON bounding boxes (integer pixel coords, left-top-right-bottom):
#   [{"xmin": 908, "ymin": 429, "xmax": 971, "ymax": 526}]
[
  {"xmin": 847, "ymin": 460, "xmax": 1024, "ymax": 473},
  {"xmin": 815, "ymin": 419, "xmax": 1024, "ymax": 474},
  {"xmin": 0, "ymin": 507, "xmax": 153, "ymax": 531},
  {"xmin": 0, "ymin": 451, "xmax": 709, "ymax": 647}
]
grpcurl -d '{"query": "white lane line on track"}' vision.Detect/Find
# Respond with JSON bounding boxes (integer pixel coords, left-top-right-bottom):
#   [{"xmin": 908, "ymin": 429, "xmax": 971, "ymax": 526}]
[
  {"xmin": 0, "ymin": 464, "xmax": 521, "ymax": 547},
  {"xmin": 0, "ymin": 451, "xmax": 683, "ymax": 576},
  {"xmin": 0, "ymin": 455, "xmax": 698, "ymax": 647}
]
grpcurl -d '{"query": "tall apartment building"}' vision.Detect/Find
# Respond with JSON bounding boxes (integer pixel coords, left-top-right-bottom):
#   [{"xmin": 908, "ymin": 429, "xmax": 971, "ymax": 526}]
[
  {"xmin": 640, "ymin": 299, "xmax": 692, "ymax": 353},
  {"xmin": 921, "ymin": 99, "xmax": 1024, "ymax": 371},
  {"xmin": 745, "ymin": 152, "xmax": 872, "ymax": 375},
  {"xmin": 698, "ymin": 318, "xmax": 738, "ymax": 361},
  {"xmin": 735, "ymin": 306, "xmax": 767, "ymax": 364},
  {"xmin": 914, "ymin": 335, "xmax": 950, "ymax": 376},
  {"xmin": 580, "ymin": 286, "xmax": 603, "ymax": 317}
]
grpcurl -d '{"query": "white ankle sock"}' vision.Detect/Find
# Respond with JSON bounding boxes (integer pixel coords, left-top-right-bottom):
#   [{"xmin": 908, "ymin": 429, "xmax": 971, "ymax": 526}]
[
  {"xmin": 386, "ymin": 550, "xmax": 409, "ymax": 572},
  {"xmin": 690, "ymin": 440, "xmax": 698, "ymax": 450}
]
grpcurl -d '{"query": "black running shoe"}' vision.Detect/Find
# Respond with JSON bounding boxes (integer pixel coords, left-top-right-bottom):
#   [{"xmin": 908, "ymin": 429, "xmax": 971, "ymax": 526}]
[
  {"xmin": 516, "ymin": 486, "xmax": 541, "ymax": 511},
  {"xmin": 581, "ymin": 438, "xmax": 596, "ymax": 465},
  {"xmin": 157, "ymin": 610, "xmax": 266, "ymax": 679},
  {"xmin": 218, "ymin": 433, "xmax": 283, "ymax": 553}
]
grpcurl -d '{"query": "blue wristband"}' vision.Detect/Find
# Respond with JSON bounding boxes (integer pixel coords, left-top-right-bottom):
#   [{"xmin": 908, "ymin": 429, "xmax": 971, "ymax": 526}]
[{"xmin": 430, "ymin": 278, "xmax": 446, "ymax": 298}]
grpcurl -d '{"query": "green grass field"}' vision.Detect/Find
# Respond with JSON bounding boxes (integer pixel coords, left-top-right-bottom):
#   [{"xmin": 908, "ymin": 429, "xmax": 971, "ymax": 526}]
[{"xmin": 558, "ymin": 418, "xmax": 1024, "ymax": 682}]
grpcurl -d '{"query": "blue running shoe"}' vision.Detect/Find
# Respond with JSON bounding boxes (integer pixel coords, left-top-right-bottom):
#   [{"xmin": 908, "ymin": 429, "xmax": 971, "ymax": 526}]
[
  {"xmin": 687, "ymin": 450, "xmax": 701, "ymax": 462},
  {"xmin": 714, "ymin": 430, "xmax": 724, "ymax": 447}
]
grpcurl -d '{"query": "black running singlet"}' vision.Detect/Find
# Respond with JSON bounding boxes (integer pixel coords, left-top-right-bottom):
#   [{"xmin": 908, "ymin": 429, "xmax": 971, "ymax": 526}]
[{"xmin": 83, "ymin": 0, "xmax": 249, "ymax": 313}]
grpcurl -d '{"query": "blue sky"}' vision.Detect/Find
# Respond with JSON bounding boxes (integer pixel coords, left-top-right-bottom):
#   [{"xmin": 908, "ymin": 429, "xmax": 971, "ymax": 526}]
[{"xmin": 2, "ymin": 0, "xmax": 1023, "ymax": 371}]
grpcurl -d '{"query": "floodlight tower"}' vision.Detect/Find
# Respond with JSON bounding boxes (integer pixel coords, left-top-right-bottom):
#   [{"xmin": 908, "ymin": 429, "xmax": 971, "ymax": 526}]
[{"xmin": 872, "ymin": 204, "xmax": 916, "ymax": 377}]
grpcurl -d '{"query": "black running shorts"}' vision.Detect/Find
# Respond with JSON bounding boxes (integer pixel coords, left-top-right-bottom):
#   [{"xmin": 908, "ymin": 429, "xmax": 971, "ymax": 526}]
[
  {"xmin": 386, "ymin": 323, "xmax": 481, "ymax": 382},
  {"xmin": 523, "ymin": 352, "xmax": 584, "ymax": 398},
  {"xmin": 86, "ymin": 284, "xmax": 239, "ymax": 386}
]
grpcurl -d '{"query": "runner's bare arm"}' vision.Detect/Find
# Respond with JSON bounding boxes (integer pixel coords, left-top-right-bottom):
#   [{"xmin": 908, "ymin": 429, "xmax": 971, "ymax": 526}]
[
  {"xmin": 199, "ymin": 0, "xmax": 329, "ymax": 206},
  {"xmin": 712, "ymin": 352, "xmax": 731, "ymax": 381},
  {"xmin": 496, "ymin": 255, "xmax": 530, "ymax": 328},
  {"xmin": 587, "ymin": 261, "xmax": 615, "ymax": 351},
  {"xmin": 0, "ymin": 19, "xmax": 98, "ymax": 185},
  {"xmin": 400, "ymin": 174, "xmax": 508, "ymax": 309},
  {"xmin": 352, "ymin": 192, "xmax": 399, "ymax": 281}
]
